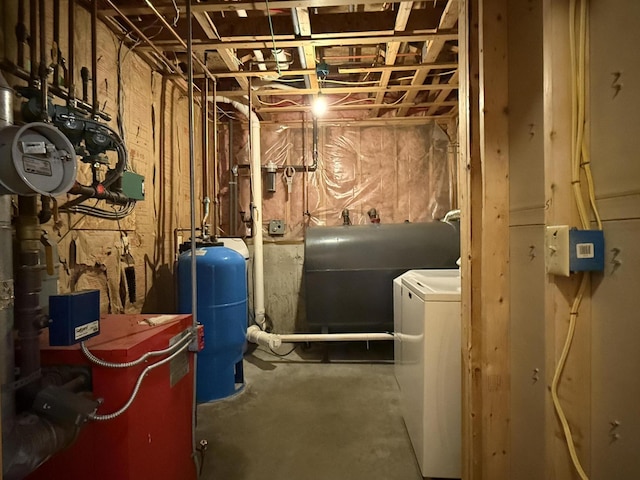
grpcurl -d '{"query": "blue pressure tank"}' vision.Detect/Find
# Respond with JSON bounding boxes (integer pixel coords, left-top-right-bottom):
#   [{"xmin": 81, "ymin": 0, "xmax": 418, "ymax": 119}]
[{"xmin": 177, "ymin": 246, "xmax": 247, "ymax": 402}]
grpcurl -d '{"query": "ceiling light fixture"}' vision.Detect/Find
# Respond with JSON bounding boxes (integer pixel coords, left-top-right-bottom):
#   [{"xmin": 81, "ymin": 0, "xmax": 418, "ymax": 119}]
[{"xmin": 312, "ymin": 95, "xmax": 327, "ymax": 117}]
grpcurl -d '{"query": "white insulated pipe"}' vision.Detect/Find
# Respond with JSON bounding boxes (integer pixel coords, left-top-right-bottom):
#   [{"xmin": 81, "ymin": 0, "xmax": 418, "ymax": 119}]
[
  {"xmin": 279, "ymin": 333, "xmax": 394, "ymax": 342},
  {"xmin": 247, "ymin": 325, "xmax": 393, "ymax": 349},
  {"xmin": 443, "ymin": 209, "xmax": 461, "ymax": 223},
  {"xmin": 247, "ymin": 325, "xmax": 282, "ymax": 349},
  {"xmin": 215, "ymin": 97, "xmax": 266, "ymax": 329}
]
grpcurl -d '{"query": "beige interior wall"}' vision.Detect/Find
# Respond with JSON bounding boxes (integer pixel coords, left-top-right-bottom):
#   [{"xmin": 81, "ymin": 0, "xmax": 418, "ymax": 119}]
[
  {"xmin": 507, "ymin": 0, "xmax": 546, "ymax": 478},
  {"xmin": 505, "ymin": 0, "xmax": 640, "ymax": 478},
  {"xmin": 588, "ymin": 0, "xmax": 640, "ymax": 477},
  {"xmin": 217, "ymin": 121, "xmax": 454, "ymax": 240}
]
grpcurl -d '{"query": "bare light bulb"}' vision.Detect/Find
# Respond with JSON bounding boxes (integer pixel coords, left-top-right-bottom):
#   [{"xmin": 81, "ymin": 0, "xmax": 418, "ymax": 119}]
[{"xmin": 312, "ymin": 96, "xmax": 327, "ymax": 117}]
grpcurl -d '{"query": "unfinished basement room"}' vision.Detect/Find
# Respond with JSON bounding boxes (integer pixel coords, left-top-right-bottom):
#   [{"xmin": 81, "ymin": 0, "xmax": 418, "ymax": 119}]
[{"xmin": 0, "ymin": 0, "xmax": 638, "ymax": 479}]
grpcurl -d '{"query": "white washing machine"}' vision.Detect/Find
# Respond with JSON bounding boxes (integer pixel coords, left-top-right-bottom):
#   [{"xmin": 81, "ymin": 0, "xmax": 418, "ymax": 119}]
[{"xmin": 394, "ymin": 269, "xmax": 461, "ymax": 479}]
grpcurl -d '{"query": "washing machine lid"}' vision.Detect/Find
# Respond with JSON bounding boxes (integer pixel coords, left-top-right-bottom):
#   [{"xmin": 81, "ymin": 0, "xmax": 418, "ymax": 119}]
[{"xmin": 401, "ymin": 269, "xmax": 461, "ymax": 302}]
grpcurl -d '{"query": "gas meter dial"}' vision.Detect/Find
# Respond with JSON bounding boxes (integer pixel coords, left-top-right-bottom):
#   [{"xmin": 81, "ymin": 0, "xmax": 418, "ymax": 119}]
[{"xmin": 0, "ymin": 122, "xmax": 77, "ymax": 196}]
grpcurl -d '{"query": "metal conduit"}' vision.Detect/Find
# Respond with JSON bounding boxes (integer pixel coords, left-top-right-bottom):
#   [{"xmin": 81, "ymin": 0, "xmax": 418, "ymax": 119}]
[
  {"xmin": 101, "ymin": 0, "xmax": 178, "ymax": 75},
  {"xmin": 212, "ymin": 75, "xmax": 219, "ymax": 237},
  {"xmin": 228, "ymin": 120, "xmax": 238, "ymax": 236},
  {"xmin": 185, "ymin": 0, "xmax": 200, "ymax": 475},
  {"xmin": 143, "ymin": 0, "xmax": 216, "ymax": 82},
  {"xmin": 68, "ymin": 0, "xmax": 75, "ymax": 98},
  {"xmin": 90, "ymin": 0, "xmax": 98, "ymax": 116}
]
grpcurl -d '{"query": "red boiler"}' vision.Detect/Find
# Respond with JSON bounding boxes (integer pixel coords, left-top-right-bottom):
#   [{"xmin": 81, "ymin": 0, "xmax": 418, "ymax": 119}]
[{"xmin": 28, "ymin": 314, "xmax": 197, "ymax": 480}]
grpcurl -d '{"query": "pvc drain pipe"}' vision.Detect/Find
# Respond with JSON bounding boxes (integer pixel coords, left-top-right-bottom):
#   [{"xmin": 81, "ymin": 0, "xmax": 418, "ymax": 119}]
[{"xmin": 247, "ymin": 325, "xmax": 393, "ymax": 349}]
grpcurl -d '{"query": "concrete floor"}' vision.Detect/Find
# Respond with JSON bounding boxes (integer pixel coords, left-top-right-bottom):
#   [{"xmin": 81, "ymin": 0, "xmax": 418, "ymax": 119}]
[{"xmin": 196, "ymin": 342, "xmax": 424, "ymax": 480}]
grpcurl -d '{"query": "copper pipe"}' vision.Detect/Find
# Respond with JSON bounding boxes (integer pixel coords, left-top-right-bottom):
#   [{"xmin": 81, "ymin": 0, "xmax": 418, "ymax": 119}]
[
  {"xmin": 91, "ymin": 0, "xmax": 98, "ymax": 115},
  {"xmin": 53, "ymin": 0, "xmax": 60, "ymax": 86},
  {"xmin": 68, "ymin": 0, "xmax": 75, "ymax": 98},
  {"xmin": 29, "ymin": 0, "xmax": 37, "ymax": 83},
  {"xmin": 1, "ymin": 61, "xmax": 111, "ymax": 121},
  {"xmin": 201, "ymin": 65, "xmax": 209, "ymax": 201},
  {"xmin": 17, "ymin": 1, "xmax": 26, "ymax": 68},
  {"xmin": 38, "ymin": 0, "xmax": 48, "ymax": 120}
]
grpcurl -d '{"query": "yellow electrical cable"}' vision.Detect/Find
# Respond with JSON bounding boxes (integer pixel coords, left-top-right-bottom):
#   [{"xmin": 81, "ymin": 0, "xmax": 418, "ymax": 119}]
[
  {"xmin": 583, "ymin": 160, "xmax": 603, "ymax": 230},
  {"xmin": 551, "ymin": 2, "xmax": 593, "ymax": 480},
  {"xmin": 576, "ymin": 1, "xmax": 603, "ymax": 231},
  {"xmin": 569, "ymin": 0, "xmax": 590, "ymax": 230},
  {"xmin": 551, "ymin": 273, "xmax": 590, "ymax": 480},
  {"xmin": 569, "ymin": 0, "xmax": 578, "ymax": 179}
]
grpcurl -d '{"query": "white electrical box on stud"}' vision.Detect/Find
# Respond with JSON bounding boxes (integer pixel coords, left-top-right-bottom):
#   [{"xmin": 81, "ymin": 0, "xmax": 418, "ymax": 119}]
[
  {"xmin": 545, "ymin": 225, "xmax": 605, "ymax": 276},
  {"xmin": 545, "ymin": 225, "xmax": 570, "ymax": 276}
]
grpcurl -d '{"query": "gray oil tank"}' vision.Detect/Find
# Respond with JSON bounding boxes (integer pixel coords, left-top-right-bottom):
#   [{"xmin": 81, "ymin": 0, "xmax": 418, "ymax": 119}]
[{"xmin": 304, "ymin": 222, "xmax": 459, "ymax": 332}]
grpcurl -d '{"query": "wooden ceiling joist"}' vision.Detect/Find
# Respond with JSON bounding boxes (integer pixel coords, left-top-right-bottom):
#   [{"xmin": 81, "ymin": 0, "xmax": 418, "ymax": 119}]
[
  {"xmin": 214, "ymin": 83, "xmax": 458, "ymax": 98},
  {"xmin": 196, "ymin": 61, "xmax": 458, "ymax": 78},
  {"xmin": 100, "ymin": 0, "xmax": 420, "ymax": 17},
  {"xmin": 98, "ymin": 0, "xmax": 459, "ymax": 122},
  {"xmin": 137, "ymin": 30, "xmax": 458, "ymax": 52},
  {"xmin": 256, "ymin": 100, "xmax": 457, "ymax": 113},
  {"xmin": 295, "ymin": 7, "xmax": 320, "ymax": 91},
  {"xmin": 396, "ymin": 0, "xmax": 459, "ymax": 116},
  {"xmin": 371, "ymin": 1, "xmax": 414, "ymax": 117},
  {"xmin": 339, "ymin": 61, "xmax": 458, "ymax": 74}
]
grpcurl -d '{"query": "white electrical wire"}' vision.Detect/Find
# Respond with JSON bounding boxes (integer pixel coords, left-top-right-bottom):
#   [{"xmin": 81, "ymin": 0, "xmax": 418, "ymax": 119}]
[
  {"xmin": 395, "ymin": 69, "xmax": 458, "ymax": 82},
  {"xmin": 258, "ymin": 98, "xmax": 303, "ymax": 107},
  {"xmin": 322, "ymin": 79, "xmax": 381, "ymax": 86},
  {"xmin": 170, "ymin": 0, "xmax": 180, "ymax": 26},
  {"xmin": 89, "ymin": 336, "xmax": 193, "ymax": 421},
  {"xmin": 334, "ymin": 98, "xmax": 375, "ymax": 106},
  {"xmin": 81, "ymin": 330, "xmax": 193, "ymax": 368}
]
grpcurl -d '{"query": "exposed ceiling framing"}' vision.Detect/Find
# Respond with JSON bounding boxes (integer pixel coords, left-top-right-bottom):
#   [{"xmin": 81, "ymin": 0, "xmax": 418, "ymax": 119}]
[{"xmin": 96, "ymin": 0, "xmax": 459, "ymax": 123}]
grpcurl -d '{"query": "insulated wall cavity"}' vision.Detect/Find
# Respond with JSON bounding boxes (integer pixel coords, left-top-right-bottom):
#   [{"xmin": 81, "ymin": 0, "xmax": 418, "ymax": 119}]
[{"xmin": 217, "ymin": 122, "xmax": 455, "ymax": 241}]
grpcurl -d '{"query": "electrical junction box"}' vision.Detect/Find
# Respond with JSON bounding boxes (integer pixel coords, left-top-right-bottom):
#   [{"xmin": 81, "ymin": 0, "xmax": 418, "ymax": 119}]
[
  {"xmin": 121, "ymin": 171, "xmax": 145, "ymax": 200},
  {"xmin": 545, "ymin": 225, "xmax": 570, "ymax": 276},
  {"xmin": 545, "ymin": 226, "xmax": 604, "ymax": 276},
  {"xmin": 49, "ymin": 290, "xmax": 101, "ymax": 346},
  {"xmin": 570, "ymin": 228, "xmax": 605, "ymax": 272},
  {"xmin": 269, "ymin": 219, "xmax": 285, "ymax": 235}
]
